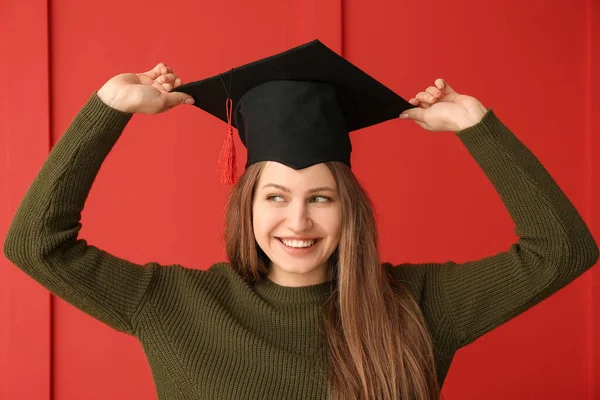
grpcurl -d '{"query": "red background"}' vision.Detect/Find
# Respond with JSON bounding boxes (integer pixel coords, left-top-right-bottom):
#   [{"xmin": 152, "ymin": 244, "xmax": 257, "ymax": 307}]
[{"xmin": 1, "ymin": 0, "xmax": 599, "ymax": 399}]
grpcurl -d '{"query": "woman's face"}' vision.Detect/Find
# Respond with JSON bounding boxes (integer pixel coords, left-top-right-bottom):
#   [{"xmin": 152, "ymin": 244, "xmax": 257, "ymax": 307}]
[{"xmin": 252, "ymin": 161, "xmax": 342, "ymax": 287}]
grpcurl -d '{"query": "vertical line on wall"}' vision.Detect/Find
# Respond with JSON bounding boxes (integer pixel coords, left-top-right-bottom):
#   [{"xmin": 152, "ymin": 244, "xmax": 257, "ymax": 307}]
[
  {"xmin": 46, "ymin": 0, "xmax": 55, "ymax": 399},
  {"xmin": 340, "ymin": 0, "xmax": 345, "ymax": 58},
  {"xmin": 584, "ymin": 0, "xmax": 593, "ymax": 398},
  {"xmin": 47, "ymin": 0, "xmax": 53, "ymax": 152}
]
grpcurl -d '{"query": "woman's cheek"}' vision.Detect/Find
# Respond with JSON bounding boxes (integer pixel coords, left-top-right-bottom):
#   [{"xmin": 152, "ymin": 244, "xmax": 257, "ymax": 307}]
[{"xmin": 257, "ymin": 205, "xmax": 281, "ymax": 227}]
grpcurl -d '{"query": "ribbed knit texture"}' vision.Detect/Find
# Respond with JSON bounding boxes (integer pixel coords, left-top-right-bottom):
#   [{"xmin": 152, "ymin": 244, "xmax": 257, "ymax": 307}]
[{"xmin": 4, "ymin": 92, "xmax": 599, "ymax": 399}]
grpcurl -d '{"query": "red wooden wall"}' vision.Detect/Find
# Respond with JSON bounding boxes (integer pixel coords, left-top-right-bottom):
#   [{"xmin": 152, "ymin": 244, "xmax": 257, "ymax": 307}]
[{"xmin": 1, "ymin": 0, "xmax": 598, "ymax": 399}]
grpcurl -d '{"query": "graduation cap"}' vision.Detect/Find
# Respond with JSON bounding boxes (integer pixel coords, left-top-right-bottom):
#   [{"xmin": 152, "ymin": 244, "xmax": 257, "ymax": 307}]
[{"xmin": 171, "ymin": 39, "xmax": 413, "ymax": 185}]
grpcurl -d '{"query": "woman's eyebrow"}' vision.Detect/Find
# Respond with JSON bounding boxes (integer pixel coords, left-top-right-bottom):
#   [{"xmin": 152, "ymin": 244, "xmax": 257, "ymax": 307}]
[{"xmin": 261, "ymin": 183, "xmax": 337, "ymax": 194}]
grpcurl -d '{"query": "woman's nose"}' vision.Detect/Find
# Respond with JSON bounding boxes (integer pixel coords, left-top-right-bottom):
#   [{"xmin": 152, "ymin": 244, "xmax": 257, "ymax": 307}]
[{"xmin": 286, "ymin": 202, "xmax": 313, "ymax": 232}]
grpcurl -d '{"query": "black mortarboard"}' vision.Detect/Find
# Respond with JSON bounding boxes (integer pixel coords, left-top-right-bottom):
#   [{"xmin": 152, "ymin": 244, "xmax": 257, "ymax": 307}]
[{"xmin": 172, "ymin": 39, "xmax": 412, "ymax": 185}]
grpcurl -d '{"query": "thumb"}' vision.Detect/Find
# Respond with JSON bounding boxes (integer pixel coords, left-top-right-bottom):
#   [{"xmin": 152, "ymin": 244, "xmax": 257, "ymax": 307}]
[
  {"xmin": 164, "ymin": 92, "xmax": 195, "ymax": 108},
  {"xmin": 399, "ymin": 106, "xmax": 425, "ymax": 122}
]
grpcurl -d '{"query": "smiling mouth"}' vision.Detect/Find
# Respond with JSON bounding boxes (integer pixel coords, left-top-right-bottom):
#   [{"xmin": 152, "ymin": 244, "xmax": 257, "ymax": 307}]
[{"xmin": 276, "ymin": 238, "xmax": 321, "ymax": 248}]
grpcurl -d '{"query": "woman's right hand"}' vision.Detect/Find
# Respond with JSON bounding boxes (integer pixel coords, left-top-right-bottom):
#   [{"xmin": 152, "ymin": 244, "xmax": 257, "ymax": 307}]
[
  {"xmin": 97, "ymin": 63, "xmax": 195, "ymax": 114},
  {"xmin": 400, "ymin": 79, "xmax": 487, "ymax": 132}
]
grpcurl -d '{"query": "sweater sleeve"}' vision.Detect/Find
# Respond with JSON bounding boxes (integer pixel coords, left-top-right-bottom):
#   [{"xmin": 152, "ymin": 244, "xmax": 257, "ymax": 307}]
[
  {"xmin": 387, "ymin": 109, "xmax": 599, "ymax": 351},
  {"xmin": 3, "ymin": 92, "xmax": 158, "ymax": 336}
]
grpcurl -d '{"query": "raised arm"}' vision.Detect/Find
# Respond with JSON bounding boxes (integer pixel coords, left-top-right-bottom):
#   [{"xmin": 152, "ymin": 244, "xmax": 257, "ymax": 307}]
[
  {"xmin": 391, "ymin": 79, "xmax": 599, "ymax": 351},
  {"xmin": 3, "ymin": 63, "xmax": 195, "ymax": 335}
]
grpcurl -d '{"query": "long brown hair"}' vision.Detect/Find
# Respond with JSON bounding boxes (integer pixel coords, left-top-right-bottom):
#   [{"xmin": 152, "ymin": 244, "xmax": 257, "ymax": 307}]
[{"xmin": 224, "ymin": 161, "xmax": 441, "ymax": 399}]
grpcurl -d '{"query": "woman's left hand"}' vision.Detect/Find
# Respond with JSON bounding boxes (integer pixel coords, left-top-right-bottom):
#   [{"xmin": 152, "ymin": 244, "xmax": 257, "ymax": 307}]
[{"xmin": 399, "ymin": 78, "xmax": 487, "ymax": 132}]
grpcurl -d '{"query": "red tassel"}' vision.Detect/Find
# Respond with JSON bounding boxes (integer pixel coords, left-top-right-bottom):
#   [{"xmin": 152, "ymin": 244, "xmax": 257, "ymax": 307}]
[{"xmin": 218, "ymin": 98, "xmax": 237, "ymax": 185}]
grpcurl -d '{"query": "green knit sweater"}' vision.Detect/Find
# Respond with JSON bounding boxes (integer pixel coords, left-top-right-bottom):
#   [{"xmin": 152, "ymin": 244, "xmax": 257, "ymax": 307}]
[{"xmin": 4, "ymin": 92, "xmax": 598, "ymax": 399}]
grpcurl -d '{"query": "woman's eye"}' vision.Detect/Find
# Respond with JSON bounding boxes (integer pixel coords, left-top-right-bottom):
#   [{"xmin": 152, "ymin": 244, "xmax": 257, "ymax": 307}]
[
  {"xmin": 311, "ymin": 196, "xmax": 331, "ymax": 203},
  {"xmin": 267, "ymin": 195, "xmax": 285, "ymax": 202},
  {"xmin": 267, "ymin": 195, "xmax": 331, "ymax": 203}
]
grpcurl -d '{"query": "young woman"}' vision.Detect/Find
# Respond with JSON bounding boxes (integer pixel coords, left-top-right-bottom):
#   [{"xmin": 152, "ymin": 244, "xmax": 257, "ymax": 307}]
[{"xmin": 4, "ymin": 41, "xmax": 598, "ymax": 400}]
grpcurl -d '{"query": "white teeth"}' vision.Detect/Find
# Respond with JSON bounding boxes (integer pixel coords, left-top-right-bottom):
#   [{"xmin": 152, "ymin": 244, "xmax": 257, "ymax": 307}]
[{"xmin": 280, "ymin": 239, "xmax": 317, "ymax": 248}]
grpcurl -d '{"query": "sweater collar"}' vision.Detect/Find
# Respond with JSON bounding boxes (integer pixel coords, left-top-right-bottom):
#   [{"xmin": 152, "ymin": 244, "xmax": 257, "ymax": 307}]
[{"xmin": 253, "ymin": 276, "xmax": 334, "ymax": 305}]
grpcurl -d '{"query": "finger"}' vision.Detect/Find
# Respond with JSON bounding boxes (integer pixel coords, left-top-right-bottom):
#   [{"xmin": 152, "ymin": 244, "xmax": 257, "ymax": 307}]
[
  {"xmin": 151, "ymin": 79, "xmax": 169, "ymax": 94},
  {"xmin": 435, "ymin": 78, "xmax": 456, "ymax": 95},
  {"xmin": 415, "ymin": 91, "xmax": 437, "ymax": 104},
  {"xmin": 164, "ymin": 92, "xmax": 195, "ymax": 109},
  {"xmin": 408, "ymin": 97, "xmax": 433, "ymax": 108},
  {"xmin": 158, "ymin": 64, "xmax": 172, "ymax": 75},
  {"xmin": 414, "ymin": 92, "xmax": 434, "ymax": 109},
  {"xmin": 424, "ymin": 86, "xmax": 444, "ymax": 107},
  {"xmin": 157, "ymin": 73, "xmax": 177, "ymax": 83},
  {"xmin": 173, "ymin": 77, "xmax": 183, "ymax": 88},
  {"xmin": 425, "ymin": 86, "xmax": 443, "ymax": 100},
  {"xmin": 157, "ymin": 73, "xmax": 180, "ymax": 92},
  {"xmin": 143, "ymin": 63, "xmax": 168, "ymax": 80},
  {"xmin": 144, "ymin": 63, "xmax": 174, "ymax": 81},
  {"xmin": 399, "ymin": 106, "xmax": 425, "ymax": 122}
]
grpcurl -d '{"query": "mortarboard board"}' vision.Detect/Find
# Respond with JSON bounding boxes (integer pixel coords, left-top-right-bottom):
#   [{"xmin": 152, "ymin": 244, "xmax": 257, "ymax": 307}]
[{"xmin": 171, "ymin": 39, "xmax": 413, "ymax": 185}]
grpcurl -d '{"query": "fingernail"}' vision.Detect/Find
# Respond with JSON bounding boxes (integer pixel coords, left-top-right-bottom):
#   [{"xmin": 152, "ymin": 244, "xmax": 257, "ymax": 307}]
[
  {"xmin": 185, "ymin": 98, "xmax": 195, "ymax": 104},
  {"xmin": 399, "ymin": 114, "xmax": 409, "ymax": 119}
]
